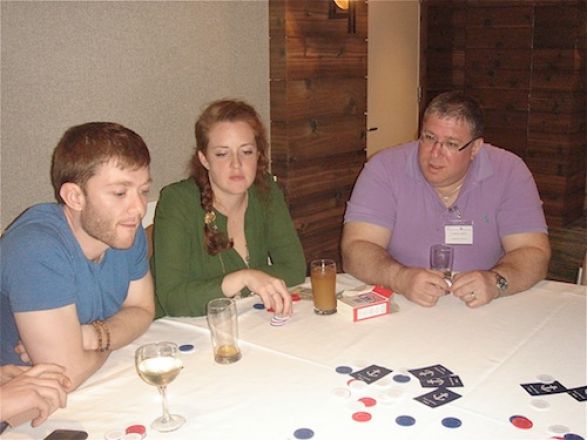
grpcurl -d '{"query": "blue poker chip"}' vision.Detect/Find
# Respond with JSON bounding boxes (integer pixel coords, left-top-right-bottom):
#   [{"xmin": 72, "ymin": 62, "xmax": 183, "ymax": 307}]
[
  {"xmin": 335, "ymin": 365, "xmax": 353, "ymax": 375},
  {"xmin": 441, "ymin": 417, "xmax": 462, "ymax": 428},
  {"xmin": 393, "ymin": 374, "xmax": 411, "ymax": 383},
  {"xmin": 564, "ymin": 434, "xmax": 585, "ymax": 440},
  {"xmin": 253, "ymin": 303, "xmax": 265, "ymax": 310},
  {"xmin": 396, "ymin": 415, "xmax": 416, "ymax": 427},
  {"xmin": 179, "ymin": 344, "xmax": 195, "ymax": 353},
  {"xmin": 293, "ymin": 427, "xmax": 314, "ymax": 439}
]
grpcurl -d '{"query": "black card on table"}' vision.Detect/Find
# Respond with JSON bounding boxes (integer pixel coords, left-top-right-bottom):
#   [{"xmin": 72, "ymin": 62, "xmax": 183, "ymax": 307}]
[
  {"xmin": 415, "ymin": 387, "xmax": 462, "ymax": 408},
  {"xmin": 520, "ymin": 381, "xmax": 568, "ymax": 396},
  {"xmin": 567, "ymin": 385, "xmax": 587, "ymax": 402},
  {"xmin": 350, "ymin": 365, "xmax": 393, "ymax": 384},
  {"xmin": 408, "ymin": 364, "xmax": 453, "ymax": 381}
]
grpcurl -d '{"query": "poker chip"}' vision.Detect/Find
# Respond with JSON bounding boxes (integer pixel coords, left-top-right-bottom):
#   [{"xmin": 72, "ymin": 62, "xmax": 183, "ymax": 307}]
[
  {"xmin": 358, "ymin": 397, "xmax": 377, "ymax": 407},
  {"xmin": 352, "ymin": 411, "xmax": 372, "ymax": 422},
  {"xmin": 291, "ymin": 293, "xmax": 301, "ymax": 302},
  {"xmin": 253, "ymin": 303, "xmax": 265, "ymax": 310},
  {"xmin": 293, "ymin": 427, "xmax": 314, "ymax": 439},
  {"xmin": 335, "ymin": 365, "xmax": 353, "ymax": 375},
  {"xmin": 392, "ymin": 374, "xmax": 411, "ymax": 383},
  {"xmin": 125, "ymin": 425, "xmax": 146, "ymax": 439},
  {"xmin": 178, "ymin": 344, "xmax": 195, "ymax": 354},
  {"xmin": 330, "ymin": 387, "xmax": 351, "ymax": 400},
  {"xmin": 536, "ymin": 374, "xmax": 555, "ymax": 383},
  {"xmin": 396, "ymin": 415, "xmax": 416, "ymax": 427},
  {"xmin": 380, "ymin": 387, "xmax": 404, "ymax": 401},
  {"xmin": 104, "ymin": 431, "xmax": 125, "ymax": 440},
  {"xmin": 564, "ymin": 434, "xmax": 585, "ymax": 440},
  {"xmin": 348, "ymin": 379, "xmax": 367, "ymax": 391},
  {"xmin": 509, "ymin": 415, "xmax": 533, "ymax": 429},
  {"xmin": 530, "ymin": 398, "xmax": 550, "ymax": 410},
  {"xmin": 441, "ymin": 417, "xmax": 462, "ymax": 428},
  {"xmin": 270, "ymin": 314, "xmax": 290, "ymax": 326},
  {"xmin": 548, "ymin": 425, "xmax": 570, "ymax": 435},
  {"xmin": 123, "ymin": 434, "xmax": 143, "ymax": 440},
  {"xmin": 373, "ymin": 377, "xmax": 392, "ymax": 389}
]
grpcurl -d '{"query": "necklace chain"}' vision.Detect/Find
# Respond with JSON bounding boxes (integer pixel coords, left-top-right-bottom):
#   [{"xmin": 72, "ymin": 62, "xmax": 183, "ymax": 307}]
[{"xmin": 438, "ymin": 183, "xmax": 463, "ymax": 201}]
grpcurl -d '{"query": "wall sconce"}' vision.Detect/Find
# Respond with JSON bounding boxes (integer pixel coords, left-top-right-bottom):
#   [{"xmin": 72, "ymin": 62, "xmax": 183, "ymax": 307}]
[{"xmin": 329, "ymin": 0, "xmax": 356, "ymax": 34}]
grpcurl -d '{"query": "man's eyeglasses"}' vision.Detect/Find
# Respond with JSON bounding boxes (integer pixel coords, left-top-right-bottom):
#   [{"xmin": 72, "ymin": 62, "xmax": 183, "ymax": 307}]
[{"xmin": 420, "ymin": 133, "xmax": 477, "ymax": 153}]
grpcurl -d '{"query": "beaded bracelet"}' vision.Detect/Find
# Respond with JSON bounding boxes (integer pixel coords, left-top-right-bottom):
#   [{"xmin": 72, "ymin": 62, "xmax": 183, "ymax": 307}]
[
  {"xmin": 91, "ymin": 320, "xmax": 103, "ymax": 352},
  {"xmin": 101, "ymin": 320, "xmax": 111, "ymax": 352},
  {"xmin": 91, "ymin": 320, "xmax": 111, "ymax": 352}
]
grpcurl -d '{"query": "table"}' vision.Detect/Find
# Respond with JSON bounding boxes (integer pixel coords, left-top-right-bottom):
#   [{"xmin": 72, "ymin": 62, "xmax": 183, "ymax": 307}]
[{"xmin": 4, "ymin": 275, "xmax": 586, "ymax": 440}]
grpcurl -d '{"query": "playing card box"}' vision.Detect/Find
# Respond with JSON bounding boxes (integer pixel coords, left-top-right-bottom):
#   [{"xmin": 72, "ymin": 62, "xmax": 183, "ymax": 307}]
[{"xmin": 337, "ymin": 286, "xmax": 394, "ymax": 322}]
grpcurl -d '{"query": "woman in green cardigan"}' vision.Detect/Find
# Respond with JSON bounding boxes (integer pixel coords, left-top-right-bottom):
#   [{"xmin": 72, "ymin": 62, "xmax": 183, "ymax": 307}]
[{"xmin": 152, "ymin": 99, "xmax": 306, "ymax": 317}]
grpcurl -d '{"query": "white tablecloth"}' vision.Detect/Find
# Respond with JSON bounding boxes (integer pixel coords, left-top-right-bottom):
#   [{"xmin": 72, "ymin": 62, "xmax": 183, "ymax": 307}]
[{"xmin": 4, "ymin": 275, "xmax": 586, "ymax": 440}]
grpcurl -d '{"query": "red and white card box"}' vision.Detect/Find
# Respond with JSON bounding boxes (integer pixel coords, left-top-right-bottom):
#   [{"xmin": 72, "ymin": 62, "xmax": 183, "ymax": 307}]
[{"xmin": 337, "ymin": 285, "xmax": 396, "ymax": 322}]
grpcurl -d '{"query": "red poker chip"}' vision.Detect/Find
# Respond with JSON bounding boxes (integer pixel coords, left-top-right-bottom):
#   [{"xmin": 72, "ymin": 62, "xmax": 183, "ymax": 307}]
[
  {"xmin": 509, "ymin": 415, "xmax": 533, "ymax": 430},
  {"xmin": 126, "ymin": 424, "xmax": 146, "ymax": 437},
  {"xmin": 352, "ymin": 411, "xmax": 372, "ymax": 422},
  {"xmin": 358, "ymin": 397, "xmax": 377, "ymax": 407},
  {"xmin": 291, "ymin": 293, "xmax": 301, "ymax": 302}
]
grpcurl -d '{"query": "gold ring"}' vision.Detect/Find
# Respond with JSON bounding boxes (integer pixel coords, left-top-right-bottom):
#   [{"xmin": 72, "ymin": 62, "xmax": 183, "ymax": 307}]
[{"xmin": 470, "ymin": 291, "xmax": 476, "ymax": 300}]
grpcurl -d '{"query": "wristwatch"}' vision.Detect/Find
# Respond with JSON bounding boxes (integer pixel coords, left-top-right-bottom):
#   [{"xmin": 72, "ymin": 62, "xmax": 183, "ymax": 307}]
[{"xmin": 491, "ymin": 270, "xmax": 509, "ymax": 298}]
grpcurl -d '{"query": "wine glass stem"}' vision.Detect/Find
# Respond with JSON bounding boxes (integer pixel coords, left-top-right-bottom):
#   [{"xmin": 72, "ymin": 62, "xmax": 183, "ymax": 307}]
[{"xmin": 158, "ymin": 385, "xmax": 172, "ymax": 423}]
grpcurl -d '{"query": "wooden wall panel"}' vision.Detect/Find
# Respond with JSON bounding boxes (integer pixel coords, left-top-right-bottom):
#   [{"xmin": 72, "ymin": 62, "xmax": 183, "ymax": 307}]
[
  {"xmin": 270, "ymin": 0, "xmax": 368, "ymax": 267},
  {"xmin": 421, "ymin": 0, "xmax": 586, "ymax": 226}
]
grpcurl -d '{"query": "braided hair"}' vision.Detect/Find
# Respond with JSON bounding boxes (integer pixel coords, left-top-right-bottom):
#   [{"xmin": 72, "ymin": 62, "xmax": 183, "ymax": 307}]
[{"xmin": 190, "ymin": 99, "xmax": 270, "ymax": 255}]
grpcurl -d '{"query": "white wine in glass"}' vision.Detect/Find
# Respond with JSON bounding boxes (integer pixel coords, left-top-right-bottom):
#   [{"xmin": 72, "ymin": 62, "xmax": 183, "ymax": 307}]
[{"xmin": 135, "ymin": 342, "xmax": 185, "ymax": 432}]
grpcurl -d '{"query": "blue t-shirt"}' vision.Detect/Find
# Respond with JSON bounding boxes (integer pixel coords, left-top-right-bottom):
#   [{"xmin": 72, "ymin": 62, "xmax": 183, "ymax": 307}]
[{"xmin": 0, "ymin": 203, "xmax": 148, "ymax": 365}]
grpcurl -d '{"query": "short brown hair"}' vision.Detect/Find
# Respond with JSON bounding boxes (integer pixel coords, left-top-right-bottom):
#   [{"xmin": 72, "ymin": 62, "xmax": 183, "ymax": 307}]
[
  {"xmin": 51, "ymin": 122, "xmax": 150, "ymax": 203},
  {"xmin": 423, "ymin": 91, "xmax": 485, "ymax": 139},
  {"xmin": 190, "ymin": 99, "xmax": 270, "ymax": 255}
]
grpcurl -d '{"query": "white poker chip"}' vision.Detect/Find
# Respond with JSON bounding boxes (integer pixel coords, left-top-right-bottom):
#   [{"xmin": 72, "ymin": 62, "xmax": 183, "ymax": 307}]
[
  {"xmin": 530, "ymin": 398, "xmax": 550, "ymax": 411},
  {"xmin": 104, "ymin": 430, "xmax": 124, "ymax": 440},
  {"xmin": 348, "ymin": 379, "xmax": 368, "ymax": 391},
  {"xmin": 330, "ymin": 387, "xmax": 351, "ymax": 400},
  {"xmin": 377, "ymin": 387, "xmax": 404, "ymax": 404},
  {"xmin": 270, "ymin": 314, "xmax": 290, "ymax": 326},
  {"xmin": 547, "ymin": 424, "xmax": 570, "ymax": 435},
  {"xmin": 373, "ymin": 377, "xmax": 392, "ymax": 389},
  {"xmin": 123, "ymin": 434, "xmax": 143, "ymax": 440},
  {"xmin": 536, "ymin": 374, "xmax": 555, "ymax": 383}
]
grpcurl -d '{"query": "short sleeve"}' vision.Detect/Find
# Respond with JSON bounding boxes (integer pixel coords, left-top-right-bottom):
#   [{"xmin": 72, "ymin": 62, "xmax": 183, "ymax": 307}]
[
  {"xmin": 344, "ymin": 154, "xmax": 398, "ymax": 231},
  {"xmin": 3, "ymin": 225, "xmax": 77, "ymax": 312}
]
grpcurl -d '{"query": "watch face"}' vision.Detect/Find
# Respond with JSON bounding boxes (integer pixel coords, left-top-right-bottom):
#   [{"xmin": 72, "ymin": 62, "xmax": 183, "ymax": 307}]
[{"xmin": 496, "ymin": 274, "xmax": 508, "ymax": 291}]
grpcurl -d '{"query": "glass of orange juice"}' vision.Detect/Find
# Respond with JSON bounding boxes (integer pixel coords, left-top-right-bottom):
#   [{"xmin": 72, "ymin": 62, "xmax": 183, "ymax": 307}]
[{"xmin": 310, "ymin": 259, "xmax": 337, "ymax": 315}]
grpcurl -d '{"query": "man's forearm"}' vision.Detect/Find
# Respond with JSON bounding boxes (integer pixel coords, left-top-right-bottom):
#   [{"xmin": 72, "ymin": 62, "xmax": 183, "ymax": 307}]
[
  {"xmin": 83, "ymin": 306, "xmax": 154, "ymax": 352},
  {"xmin": 342, "ymin": 240, "xmax": 405, "ymax": 291},
  {"xmin": 493, "ymin": 244, "xmax": 550, "ymax": 295}
]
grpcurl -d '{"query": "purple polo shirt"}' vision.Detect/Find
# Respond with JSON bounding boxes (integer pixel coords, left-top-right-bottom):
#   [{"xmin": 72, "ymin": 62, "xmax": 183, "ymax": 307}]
[{"xmin": 344, "ymin": 141, "xmax": 547, "ymax": 272}]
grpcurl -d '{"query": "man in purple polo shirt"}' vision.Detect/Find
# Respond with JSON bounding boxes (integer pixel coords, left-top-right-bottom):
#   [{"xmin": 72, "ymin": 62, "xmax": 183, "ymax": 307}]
[{"xmin": 342, "ymin": 91, "xmax": 550, "ymax": 308}]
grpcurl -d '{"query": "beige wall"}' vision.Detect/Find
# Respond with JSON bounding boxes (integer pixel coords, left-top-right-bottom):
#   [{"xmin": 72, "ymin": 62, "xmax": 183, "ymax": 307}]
[
  {"xmin": 367, "ymin": 0, "xmax": 420, "ymax": 157},
  {"xmin": 0, "ymin": 0, "xmax": 269, "ymax": 229}
]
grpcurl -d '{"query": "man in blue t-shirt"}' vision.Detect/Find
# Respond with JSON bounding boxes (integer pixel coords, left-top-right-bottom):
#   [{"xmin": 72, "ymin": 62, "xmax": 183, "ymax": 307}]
[{"xmin": 1, "ymin": 122, "xmax": 155, "ymax": 401}]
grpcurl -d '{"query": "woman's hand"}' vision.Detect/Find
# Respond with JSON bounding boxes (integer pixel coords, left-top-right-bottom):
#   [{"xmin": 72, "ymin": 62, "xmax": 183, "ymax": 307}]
[{"xmin": 222, "ymin": 269, "xmax": 292, "ymax": 315}]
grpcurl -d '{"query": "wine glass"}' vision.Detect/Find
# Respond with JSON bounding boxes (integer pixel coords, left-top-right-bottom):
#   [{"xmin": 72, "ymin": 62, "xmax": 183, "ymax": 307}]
[
  {"xmin": 430, "ymin": 244, "xmax": 454, "ymax": 285},
  {"xmin": 135, "ymin": 342, "xmax": 185, "ymax": 432}
]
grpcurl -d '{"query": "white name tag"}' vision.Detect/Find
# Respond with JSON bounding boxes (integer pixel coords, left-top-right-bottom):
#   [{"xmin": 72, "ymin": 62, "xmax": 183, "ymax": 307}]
[{"xmin": 445, "ymin": 224, "xmax": 473, "ymax": 245}]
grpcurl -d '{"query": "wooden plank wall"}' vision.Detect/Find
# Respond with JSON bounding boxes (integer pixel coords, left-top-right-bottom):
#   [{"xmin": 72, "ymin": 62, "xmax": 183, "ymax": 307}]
[
  {"xmin": 421, "ymin": 0, "xmax": 586, "ymax": 226},
  {"xmin": 269, "ymin": 0, "xmax": 368, "ymax": 270}
]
